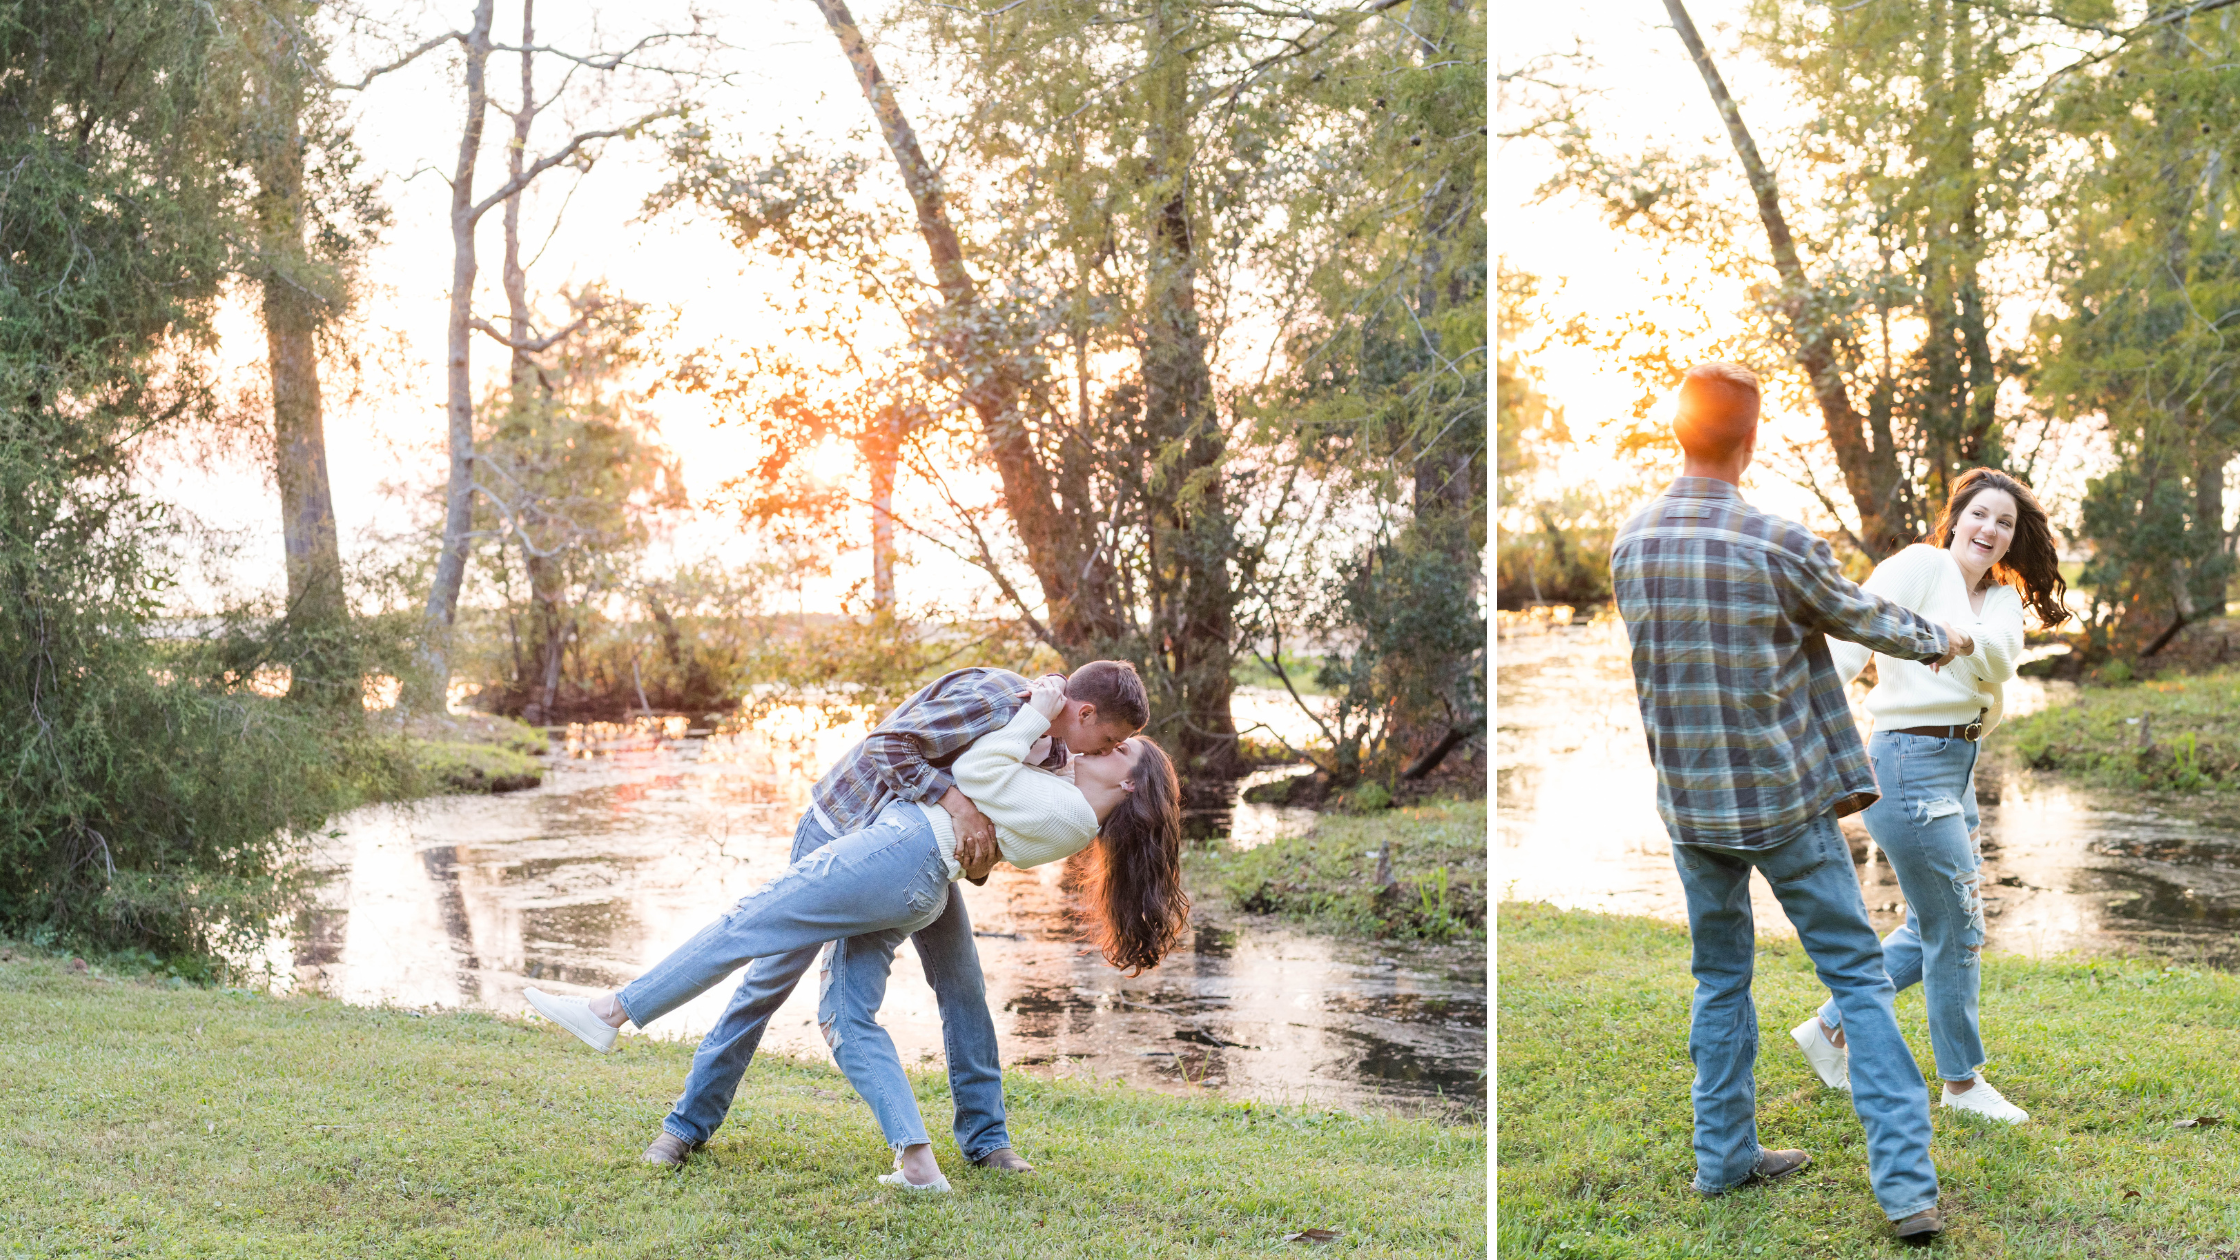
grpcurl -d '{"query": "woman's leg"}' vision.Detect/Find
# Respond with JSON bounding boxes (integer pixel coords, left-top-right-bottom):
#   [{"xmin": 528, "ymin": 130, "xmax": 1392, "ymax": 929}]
[
  {"xmin": 1863, "ymin": 734, "xmax": 1986, "ymax": 1083},
  {"xmin": 615, "ymin": 805, "xmax": 951, "ymax": 1029},
  {"xmin": 818, "ymin": 929, "xmax": 942, "ymax": 1184}
]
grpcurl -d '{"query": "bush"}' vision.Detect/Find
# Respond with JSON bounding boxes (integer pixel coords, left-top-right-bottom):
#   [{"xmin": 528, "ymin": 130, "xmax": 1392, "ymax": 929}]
[{"xmin": 0, "ymin": 410, "xmax": 380, "ymax": 965}]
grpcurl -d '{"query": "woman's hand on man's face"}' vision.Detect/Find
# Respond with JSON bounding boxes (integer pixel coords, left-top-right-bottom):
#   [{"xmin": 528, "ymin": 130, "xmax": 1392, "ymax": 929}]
[{"xmin": 1025, "ymin": 674, "xmax": 1068, "ymax": 719}]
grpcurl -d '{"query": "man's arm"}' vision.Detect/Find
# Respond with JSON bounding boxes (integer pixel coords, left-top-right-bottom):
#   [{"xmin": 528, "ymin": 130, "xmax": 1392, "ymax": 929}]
[{"xmin": 1780, "ymin": 536, "xmax": 1955, "ymax": 664}]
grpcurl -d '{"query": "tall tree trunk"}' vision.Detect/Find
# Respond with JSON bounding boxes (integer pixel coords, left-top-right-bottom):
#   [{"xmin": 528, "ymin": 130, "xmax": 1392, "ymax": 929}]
[
  {"xmin": 868, "ymin": 404, "xmax": 898, "ymax": 615},
  {"xmin": 1664, "ymin": 0, "xmax": 1908, "ymax": 558},
  {"xmin": 1139, "ymin": 0, "xmax": 1238, "ymax": 774},
  {"xmin": 808, "ymin": 0, "xmax": 1122, "ymax": 652},
  {"xmin": 496, "ymin": 0, "xmax": 569, "ymax": 720},
  {"xmin": 412, "ymin": 0, "xmax": 498, "ymax": 712},
  {"xmin": 250, "ymin": 2, "xmax": 349, "ymax": 706}
]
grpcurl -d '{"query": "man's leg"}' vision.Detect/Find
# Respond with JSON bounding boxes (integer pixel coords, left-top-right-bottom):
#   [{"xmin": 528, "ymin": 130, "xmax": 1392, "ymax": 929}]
[
  {"xmin": 1667, "ymin": 839, "xmax": 1765, "ymax": 1194},
  {"xmin": 1758, "ymin": 814, "xmax": 1939, "ymax": 1221},
  {"xmin": 909, "ymin": 883, "xmax": 1013, "ymax": 1162},
  {"xmin": 659, "ymin": 809, "xmax": 833, "ymax": 1146}
]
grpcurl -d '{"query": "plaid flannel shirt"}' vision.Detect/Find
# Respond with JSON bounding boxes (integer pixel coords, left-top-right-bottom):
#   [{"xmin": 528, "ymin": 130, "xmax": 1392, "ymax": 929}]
[
  {"xmin": 810, "ymin": 667, "xmax": 1069, "ymax": 836},
  {"xmin": 1610, "ymin": 477, "xmax": 1950, "ymax": 849}
]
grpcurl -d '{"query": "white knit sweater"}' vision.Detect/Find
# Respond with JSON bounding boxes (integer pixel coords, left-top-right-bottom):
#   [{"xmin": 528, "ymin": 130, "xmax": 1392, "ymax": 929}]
[
  {"xmin": 1829, "ymin": 543, "xmax": 2027, "ymax": 739},
  {"xmin": 911, "ymin": 704, "xmax": 1099, "ymax": 879}
]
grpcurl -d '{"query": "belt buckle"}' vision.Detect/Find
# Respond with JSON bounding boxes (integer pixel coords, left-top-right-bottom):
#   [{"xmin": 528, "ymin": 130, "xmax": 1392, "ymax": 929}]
[{"xmin": 1962, "ymin": 712, "xmax": 1985, "ymax": 742}]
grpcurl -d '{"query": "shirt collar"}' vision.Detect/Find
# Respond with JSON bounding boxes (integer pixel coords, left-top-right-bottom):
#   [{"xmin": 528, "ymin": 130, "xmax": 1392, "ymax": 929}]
[{"xmin": 1667, "ymin": 476, "xmax": 1743, "ymax": 502}]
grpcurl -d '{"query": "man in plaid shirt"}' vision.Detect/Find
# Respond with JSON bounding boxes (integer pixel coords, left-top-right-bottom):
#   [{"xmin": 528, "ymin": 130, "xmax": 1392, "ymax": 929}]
[
  {"xmin": 630, "ymin": 662, "xmax": 1146, "ymax": 1171},
  {"xmin": 1612, "ymin": 363, "xmax": 1972, "ymax": 1243}
]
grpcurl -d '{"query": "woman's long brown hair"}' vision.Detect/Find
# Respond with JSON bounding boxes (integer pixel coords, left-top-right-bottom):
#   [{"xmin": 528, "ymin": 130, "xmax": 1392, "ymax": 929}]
[
  {"xmin": 1932, "ymin": 467, "xmax": 2071, "ymax": 627},
  {"xmin": 1079, "ymin": 739, "xmax": 1188, "ymax": 973}
]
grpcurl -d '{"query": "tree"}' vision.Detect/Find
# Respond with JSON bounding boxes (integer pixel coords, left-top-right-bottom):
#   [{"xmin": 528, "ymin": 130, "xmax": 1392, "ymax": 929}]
[
  {"xmin": 0, "ymin": 0, "xmax": 368, "ymax": 960},
  {"xmin": 335, "ymin": 1, "xmax": 709, "ymax": 710},
  {"xmin": 241, "ymin": 0, "xmax": 384, "ymax": 706},
  {"xmin": 470, "ymin": 292, "xmax": 684, "ymax": 721},
  {"xmin": 2034, "ymin": 15, "xmax": 2240, "ymax": 652},
  {"xmin": 1238, "ymin": 0, "xmax": 1486, "ymax": 782}
]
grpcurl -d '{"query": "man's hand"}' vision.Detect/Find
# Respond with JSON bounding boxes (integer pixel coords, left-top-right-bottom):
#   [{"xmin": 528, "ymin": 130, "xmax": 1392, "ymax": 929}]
[{"xmin": 941, "ymin": 786, "xmax": 999, "ymax": 878}]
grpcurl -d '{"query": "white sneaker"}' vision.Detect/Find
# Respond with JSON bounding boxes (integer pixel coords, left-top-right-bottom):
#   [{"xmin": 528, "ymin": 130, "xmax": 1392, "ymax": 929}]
[
  {"xmin": 1790, "ymin": 1016, "xmax": 1850, "ymax": 1091},
  {"xmin": 1941, "ymin": 1078, "xmax": 2029, "ymax": 1124},
  {"xmin": 877, "ymin": 1158, "xmax": 953, "ymax": 1193},
  {"xmin": 523, "ymin": 986, "xmax": 617, "ymax": 1053}
]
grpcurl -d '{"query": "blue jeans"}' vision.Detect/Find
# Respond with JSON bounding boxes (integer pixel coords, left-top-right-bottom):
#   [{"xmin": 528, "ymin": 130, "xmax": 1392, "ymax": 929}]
[
  {"xmin": 1819, "ymin": 731, "xmax": 1985, "ymax": 1083},
  {"xmin": 618, "ymin": 802, "xmax": 1010, "ymax": 1156},
  {"xmin": 1671, "ymin": 813, "xmax": 1939, "ymax": 1220}
]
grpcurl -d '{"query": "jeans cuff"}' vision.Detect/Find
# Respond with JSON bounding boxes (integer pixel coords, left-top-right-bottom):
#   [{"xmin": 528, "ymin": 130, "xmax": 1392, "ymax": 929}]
[
  {"xmin": 662, "ymin": 1116, "xmax": 704, "ymax": 1145},
  {"xmin": 1884, "ymin": 1195, "xmax": 1938, "ymax": 1222}
]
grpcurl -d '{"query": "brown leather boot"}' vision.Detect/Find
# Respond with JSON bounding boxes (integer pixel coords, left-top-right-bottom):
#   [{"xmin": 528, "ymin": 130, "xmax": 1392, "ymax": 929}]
[
  {"xmin": 972, "ymin": 1147, "xmax": 1035, "ymax": 1173},
  {"xmin": 643, "ymin": 1132, "xmax": 703, "ymax": 1167},
  {"xmin": 1698, "ymin": 1148, "xmax": 1810, "ymax": 1195},
  {"xmin": 1894, "ymin": 1207, "xmax": 1944, "ymax": 1243}
]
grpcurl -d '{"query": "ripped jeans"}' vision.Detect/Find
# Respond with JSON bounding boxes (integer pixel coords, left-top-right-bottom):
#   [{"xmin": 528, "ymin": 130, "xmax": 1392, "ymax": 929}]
[{"xmin": 1819, "ymin": 730, "xmax": 1986, "ymax": 1083}]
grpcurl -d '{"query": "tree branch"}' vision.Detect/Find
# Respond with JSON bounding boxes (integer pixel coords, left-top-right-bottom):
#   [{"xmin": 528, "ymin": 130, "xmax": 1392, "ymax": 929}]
[
  {"xmin": 470, "ymin": 308, "xmax": 596, "ymax": 353},
  {"xmin": 469, "ymin": 107, "xmax": 684, "ymax": 221},
  {"xmin": 325, "ymin": 30, "xmax": 463, "ymax": 91}
]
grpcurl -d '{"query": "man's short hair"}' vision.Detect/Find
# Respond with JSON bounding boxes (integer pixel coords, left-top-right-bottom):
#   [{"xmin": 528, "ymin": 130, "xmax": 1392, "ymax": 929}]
[
  {"xmin": 1674, "ymin": 362, "xmax": 1762, "ymax": 462},
  {"xmin": 1065, "ymin": 660, "xmax": 1149, "ymax": 732}
]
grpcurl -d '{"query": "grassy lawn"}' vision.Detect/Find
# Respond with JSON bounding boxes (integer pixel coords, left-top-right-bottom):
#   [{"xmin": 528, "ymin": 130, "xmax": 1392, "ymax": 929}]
[
  {"xmin": 0, "ymin": 948, "xmax": 1483, "ymax": 1258},
  {"xmin": 1498, "ymin": 903, "xmax": 2240, "ymax": 1258},
  {"xmin": 2002, "ymin": 668, "xmax": 2240, "ymax": 793},
  {"xmin": 1188, "ymin": 798, "xmax": 1486, "ymax": 941}
]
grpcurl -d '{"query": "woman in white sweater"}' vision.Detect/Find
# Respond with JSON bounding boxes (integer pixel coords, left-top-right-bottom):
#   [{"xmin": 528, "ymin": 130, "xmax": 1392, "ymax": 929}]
[
  {"xmin": 1790, "ymin": 469, "xmax": 2070, "ymax": 1125},
  {"xmin": 526, "ymin": 676, "xmax": 1185, "ymax": 1189}
]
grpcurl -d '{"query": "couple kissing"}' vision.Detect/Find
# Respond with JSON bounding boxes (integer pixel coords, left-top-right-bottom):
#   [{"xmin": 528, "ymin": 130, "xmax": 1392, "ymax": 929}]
[{"xmin": 523, "ymin": 660, "xmax": 1185, "ymax": 1192}]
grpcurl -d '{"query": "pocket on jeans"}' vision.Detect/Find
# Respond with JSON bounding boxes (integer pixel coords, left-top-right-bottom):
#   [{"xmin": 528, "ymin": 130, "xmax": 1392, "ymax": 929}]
[{"xmin": 1761, "ymin": 823, "xmax": 1839, "ymax": 886}]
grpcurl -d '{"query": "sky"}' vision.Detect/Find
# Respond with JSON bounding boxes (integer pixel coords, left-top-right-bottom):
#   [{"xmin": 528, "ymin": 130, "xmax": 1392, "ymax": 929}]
[{"xmin": 148, "ymin": 0, "xmax": 978, "ymax": 615}]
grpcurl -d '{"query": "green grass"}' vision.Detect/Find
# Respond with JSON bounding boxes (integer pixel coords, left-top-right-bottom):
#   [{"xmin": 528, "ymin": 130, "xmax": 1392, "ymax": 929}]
[
  {"xmin": 408, "ymin": 740, "xmax": 543, "ymax": 793},
  {"xmin": 1190, "ymin": 799, "xmax": 1486, "ymax": 941},
  {"xmin": 1231, "ymin": 651, "xmax": 1330, "ymax": 696},
  {"xmin": 1498, "ymin": 903, "xmax": 2240, "ymax": 1257},
  {"xmin": 2002, "ymin": 668, "xmax": 2240, "ymax": 792},
  {"xmin": 384, "ymin": 713, "xmax": 549, "ymax": 795},
  {"xmin": 0, "ymin": 947, "xmax": 1483, "ymax": 1258}
]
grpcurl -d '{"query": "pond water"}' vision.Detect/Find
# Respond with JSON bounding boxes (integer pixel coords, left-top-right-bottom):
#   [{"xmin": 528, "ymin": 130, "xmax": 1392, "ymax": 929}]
[
  {"xmin": 270, "ymin": 687, "xmax": 1486, "ymax": 1122},
  {"xmin": 1499, "ymin": 608, "xmax": 2240, "ymax": 969}
]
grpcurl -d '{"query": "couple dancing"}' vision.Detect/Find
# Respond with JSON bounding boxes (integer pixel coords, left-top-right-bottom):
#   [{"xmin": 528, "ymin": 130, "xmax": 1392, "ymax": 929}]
[
  {"xmin": 521, "ymin": 660, "xmax": 1186, "ymax": 1192},
  {"xmin": 1614, "ymin": 363, "xmax": 2071, "ymax": 1242}
]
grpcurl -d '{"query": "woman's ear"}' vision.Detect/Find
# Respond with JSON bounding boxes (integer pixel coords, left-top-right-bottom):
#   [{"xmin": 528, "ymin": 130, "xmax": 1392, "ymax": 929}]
[{"xmin": 1120, "ymin": 778, "xmax": 1137, "ymax": 793}]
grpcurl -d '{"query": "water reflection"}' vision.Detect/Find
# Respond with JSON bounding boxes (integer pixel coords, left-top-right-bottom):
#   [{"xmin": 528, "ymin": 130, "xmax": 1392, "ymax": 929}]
[
  {"xmin": 1499, "ymin": 607, "xmax": 2240, "ymax": 969},
  {"xmin": 275, "ymin": 703, "xmax": 1482, "ymax": 1119}
]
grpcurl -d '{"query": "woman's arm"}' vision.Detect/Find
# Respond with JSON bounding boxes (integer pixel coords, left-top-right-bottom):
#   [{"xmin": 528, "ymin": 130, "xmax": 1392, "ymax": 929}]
[
  {"xmin": 952, "ymin": 688, "xmax": 1099, "ymax": 862},
  {"xmin": 1963, "ymin": 588, "xmax": 2027, "ymax": 686}
]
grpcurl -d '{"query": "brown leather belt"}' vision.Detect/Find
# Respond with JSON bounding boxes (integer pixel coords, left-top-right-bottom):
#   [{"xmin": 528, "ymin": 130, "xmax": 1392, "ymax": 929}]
[{"xmin": 1888, "ymin": 711, "xmax": 1987, "ymax": 742}]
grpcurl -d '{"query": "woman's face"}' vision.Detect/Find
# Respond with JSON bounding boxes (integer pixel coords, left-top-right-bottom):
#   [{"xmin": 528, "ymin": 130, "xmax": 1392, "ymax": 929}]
[
  {"xmin": 1073, "ymin": 738, "xmax": 1141, "ymax": 801},
  {"xmin": 1948, "ymin": 487, "xmax": 2018, "ymax": 575}
]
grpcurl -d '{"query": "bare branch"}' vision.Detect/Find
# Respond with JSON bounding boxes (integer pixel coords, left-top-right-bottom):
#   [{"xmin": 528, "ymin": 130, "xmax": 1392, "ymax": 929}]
[
  {"xmin": 469, "ymin": 308, "xmax": 596, "ymax": 353},
  {"xmin": 490, "ymin": 29, "xmax": 698, "ymax": 71},
  {"xmin": 325, "ymin": 31, "xmax": 464, "ymax": 91},
  {"xmin": 469, "ymin": 108, "xmax": 683, "ymax": 221}
]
